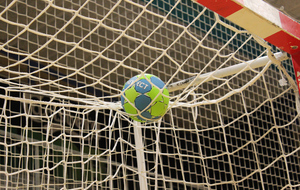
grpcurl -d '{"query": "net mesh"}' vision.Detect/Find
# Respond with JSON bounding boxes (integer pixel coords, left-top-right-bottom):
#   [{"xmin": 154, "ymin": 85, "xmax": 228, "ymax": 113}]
[{"xmin": 0, "ymin": 0, "xmax": 300, "ymax": 189}]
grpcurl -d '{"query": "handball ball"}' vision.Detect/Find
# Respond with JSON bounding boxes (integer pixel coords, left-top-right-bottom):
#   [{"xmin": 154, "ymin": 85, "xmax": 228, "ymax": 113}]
[{"xmin": 121, "ymin": 74, "xmax": 169, "ymax": 122}]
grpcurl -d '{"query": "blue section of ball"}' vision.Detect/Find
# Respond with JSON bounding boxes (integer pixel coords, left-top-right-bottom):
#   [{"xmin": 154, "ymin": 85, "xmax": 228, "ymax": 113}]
[
  {"xmin": 134, "ymin": 79, "xmax": 152, "ymax": 94},
  {"xmin": 135, "ymin": 95, "xmax": 151, "ymax": 111},
  {"xmin": 136, "ymin": 115, "xmax": 145, "ymax": 121},
  {"xmin": 151, "ymin": 76, "xmax": 165, "ymax": 89},
  {"xmin": 140, "ymin": 111, "xmax": 152, "ymax": 120},
  {"xmin": 151, "ymin": 115, "xmax": 161, "ymax": 120},
  {"xmin": 123, "ymin": 76, "xmax": 138, "ymax": 91}
]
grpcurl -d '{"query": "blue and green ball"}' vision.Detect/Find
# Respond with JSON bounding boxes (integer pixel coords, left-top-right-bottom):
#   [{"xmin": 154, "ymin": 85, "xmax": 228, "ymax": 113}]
[{"xmin": 121, "ymin": 74, "xmax": 169, "ymax": 122}]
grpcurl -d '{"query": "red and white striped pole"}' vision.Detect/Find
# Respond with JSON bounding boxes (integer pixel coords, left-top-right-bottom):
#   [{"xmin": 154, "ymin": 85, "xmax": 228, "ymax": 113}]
[{"xmin": 195, "ymin": 0, "xmax": 300, "ymax": 92}]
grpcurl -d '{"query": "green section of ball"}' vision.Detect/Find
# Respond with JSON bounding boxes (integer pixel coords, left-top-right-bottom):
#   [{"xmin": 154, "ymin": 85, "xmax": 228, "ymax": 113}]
[
  {"xmin": 162, "ymin": 88, "xmax": 170, "ymax": 105},
  {"xmin": 147, "ymin": 86, "xmax": 161, "ymax": 101},
  {"xmin": 123, "ymin": 85, "xmax": 139, "ymax": 115},
  {"xmin": 151, "ymin": 101, "xmax": 167, "ymax": 117},
  {"xmin": 125, "ymin": 86, "xmax": 139, "ymax": 103},
  {"xmin": 146, "ymin": 85, "xmax": 169, "ymax": 117},
  {"xmin": 136, "ymin": 74, "xmax": 153, "ymax": 79},
  {"xmin": 123, "ymin": 102, "xmax": 137, "ymax": 115},
  {"xmin": 163, "ymin": 88, "xmax": 169, "ymax": 97},
  {"xmin": 134, "ymin": 74, "xmax": 155, "ymax": 85},
  {"xmin": 144, "ymin": 74, "xmax": 153, "ymax": 80}
]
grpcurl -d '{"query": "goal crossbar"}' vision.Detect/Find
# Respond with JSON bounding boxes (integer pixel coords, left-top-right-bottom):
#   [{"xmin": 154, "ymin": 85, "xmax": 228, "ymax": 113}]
[{"xmin": 168, "ymin": 52, "xmax": 288, "ymax": 92}]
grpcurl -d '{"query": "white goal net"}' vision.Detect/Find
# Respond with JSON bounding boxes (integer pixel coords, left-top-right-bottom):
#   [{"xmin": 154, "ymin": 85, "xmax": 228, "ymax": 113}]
[{"xmin": 0, "ymin": 0, "xmax": 299, "ymax": 189}]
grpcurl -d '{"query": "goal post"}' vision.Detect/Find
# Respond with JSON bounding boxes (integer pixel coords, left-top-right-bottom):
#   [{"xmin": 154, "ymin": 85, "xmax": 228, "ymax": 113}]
[
  {"xmin": 0, "ymin": 0, "xmax": 300, "ymax": 189},
  {"xmin": 195, "ymin": 0, "xmax": 300, "ymax": 92}
]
